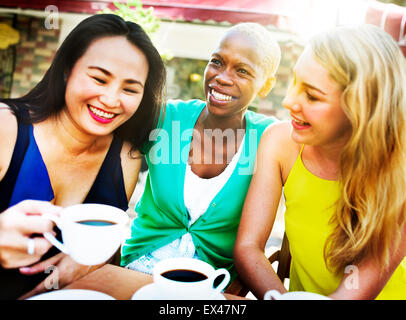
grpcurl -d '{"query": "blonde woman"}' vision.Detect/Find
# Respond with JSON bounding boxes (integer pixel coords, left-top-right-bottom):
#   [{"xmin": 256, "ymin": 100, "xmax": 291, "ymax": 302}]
[{"xmin": 234, "ymin": 24, "xmax": 406, "ymax": 299}]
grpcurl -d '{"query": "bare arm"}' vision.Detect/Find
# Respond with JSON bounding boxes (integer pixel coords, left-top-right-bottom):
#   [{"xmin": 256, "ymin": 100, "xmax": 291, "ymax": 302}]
[
  {"xmin": 330, "ymin": 221, "xmax": 406, "ymax": 300},
  {"xmin": 234, "ymin": 122, "xmax": 293, "ymax": 299}
]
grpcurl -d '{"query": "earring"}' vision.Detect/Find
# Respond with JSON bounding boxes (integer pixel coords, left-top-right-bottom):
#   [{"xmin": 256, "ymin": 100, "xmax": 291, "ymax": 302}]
[{"xmin": 258, "ymin": 77, "xmax": 275, "ymax": 98}]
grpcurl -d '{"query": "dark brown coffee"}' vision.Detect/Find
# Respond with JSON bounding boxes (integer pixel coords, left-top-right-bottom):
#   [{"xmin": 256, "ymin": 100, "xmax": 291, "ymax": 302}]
[
  {"xmin": 77, "ymin": 219, "xmax": 116, "ymax": 226},
  {"xmin": 161, "ymin": 269, "xmax": 208, "ymax": 282}
]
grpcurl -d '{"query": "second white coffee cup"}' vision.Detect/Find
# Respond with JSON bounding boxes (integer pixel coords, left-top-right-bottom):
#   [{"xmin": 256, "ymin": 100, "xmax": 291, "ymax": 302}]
[
  {"xmin": 43, "ymin": 203, "xmax": 128, "ymax": 265},
  {"xmin": 152, "ymin": 258, "xmax": 230, "ymax": 300}
]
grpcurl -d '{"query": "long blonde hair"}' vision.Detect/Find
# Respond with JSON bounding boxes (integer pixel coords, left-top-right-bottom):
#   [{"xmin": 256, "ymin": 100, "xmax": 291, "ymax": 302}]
[{"xmin": 310, "ymin": 24, "xmax": 406, "ymax": 274}]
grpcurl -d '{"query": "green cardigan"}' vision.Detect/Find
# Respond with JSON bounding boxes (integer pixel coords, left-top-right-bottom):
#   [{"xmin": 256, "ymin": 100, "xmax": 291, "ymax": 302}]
[{"xmin": 121, "ymin": 99, "xmax": 276, "ymax": 278}]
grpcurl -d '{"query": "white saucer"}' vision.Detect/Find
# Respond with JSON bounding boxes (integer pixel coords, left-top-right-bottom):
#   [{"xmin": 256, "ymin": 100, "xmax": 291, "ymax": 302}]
[
  {"xmin": 131, "ymin": 283, "xmax": 226, "ymax": 300},
  {"xmin": 27, "ymin": 289, "xmax": 115, "ymax": 300}
]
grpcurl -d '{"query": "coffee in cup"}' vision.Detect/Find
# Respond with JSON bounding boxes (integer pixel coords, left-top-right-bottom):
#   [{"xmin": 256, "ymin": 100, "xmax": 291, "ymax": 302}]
[
  {"xmin": 152, "ymin": 258, "xmax": 230, "ymax": 300},
  {"xmin": 43, "ymin": 203, "xmax": 128, "ymax": 265}
]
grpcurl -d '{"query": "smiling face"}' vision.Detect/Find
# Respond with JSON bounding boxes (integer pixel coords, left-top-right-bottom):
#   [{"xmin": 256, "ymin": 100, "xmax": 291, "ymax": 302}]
[
  {"xmin": 203, "ymin": 31, "xmax": 267, "ymax": 118},
  {"xmin": 282, "ymin": 47, "xmax": 352, "ymax": 147},
  {"xmin": 63, "ymin": 36, "xmax": 149, "ymax": 137}
]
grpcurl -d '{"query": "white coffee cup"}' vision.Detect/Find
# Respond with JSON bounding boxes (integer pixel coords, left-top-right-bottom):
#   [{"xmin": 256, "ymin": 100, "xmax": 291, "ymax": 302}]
[
  {"xmin": 43, "ymin": 203, "xmax": 128, "ymax": 265},
  {"xmin": 152, "ymin": 258, "xmax": 231, "ymax": 300},
  {"xmin": 264, "ymin": 290, "xmax": 331, "ymax": 300}
]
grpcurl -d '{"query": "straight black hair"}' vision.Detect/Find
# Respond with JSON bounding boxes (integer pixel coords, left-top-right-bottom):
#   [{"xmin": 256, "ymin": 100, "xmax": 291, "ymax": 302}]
[{"xmin": 2, "ymin": 14, "xmax": 166, "ymax": 154}]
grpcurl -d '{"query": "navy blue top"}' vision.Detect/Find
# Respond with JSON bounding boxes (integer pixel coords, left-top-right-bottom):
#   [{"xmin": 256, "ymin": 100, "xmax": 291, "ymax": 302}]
[{"xmin": 0, "ymin": 114, "xmax": 128, "ymax": 299}]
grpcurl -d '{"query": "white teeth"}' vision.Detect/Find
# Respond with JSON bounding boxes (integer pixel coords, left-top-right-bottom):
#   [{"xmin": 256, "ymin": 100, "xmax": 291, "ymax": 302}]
[
  {"xmin": 89, "ymin": 106, "xmax": 115, "ymax": 119},
  {"xmin": 294, "ymin": 118, "xmax": 309, "ymax": 126},
  {"xmin": 211, "ymin": 89, "xmax": 232, "ymax": 101}
]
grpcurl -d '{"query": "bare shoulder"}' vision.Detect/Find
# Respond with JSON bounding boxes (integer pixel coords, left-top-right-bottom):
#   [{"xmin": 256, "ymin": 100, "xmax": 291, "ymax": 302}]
[
  {"xmin": 260, "ymin": 121, "xmax": 301, "ymax": 181},
  {"xmin": 261, "ymin": 121, "xmax": 298, "ymax": 159},
  {"xmin": 262, "ymin": 121, "xmax": 291, "ymax": 138},
  {"xmin": 0, "ymin": 103, "xmax": 18, "ymax": 181},
  {"xmin": 0, "ymin": 102, "xmax": 16, "ymax": 121},
  {"xmin": 120, "ymin": 141, "xmax": 142, "ymax": 200},
  {"xmin": 0, "ymin": 103, "xmax": 18, "ymax": 137}
]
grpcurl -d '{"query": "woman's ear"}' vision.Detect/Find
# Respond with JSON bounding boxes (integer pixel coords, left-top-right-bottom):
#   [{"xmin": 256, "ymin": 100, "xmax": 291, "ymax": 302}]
[{"xmin": 258, "ymin": 77, "xmax": 276, "ymax": 98}]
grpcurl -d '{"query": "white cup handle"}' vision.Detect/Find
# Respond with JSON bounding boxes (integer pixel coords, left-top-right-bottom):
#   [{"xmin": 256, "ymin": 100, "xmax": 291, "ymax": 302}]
[
  {"xmin": 42, "ymin": 214, "xmax": 69, "ymax": 254},
  {"xmin": 210, "ymin": 268, "xmax": 230, "ymax": 297},
  {"xmin": 264, "ymin": 289, "xmax": 282, "ymax": 300}
]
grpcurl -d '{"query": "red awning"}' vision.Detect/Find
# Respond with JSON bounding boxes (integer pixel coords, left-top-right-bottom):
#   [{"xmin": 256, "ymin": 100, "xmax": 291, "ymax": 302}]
[
  {"xmin": 141, "ymin": 0, "xmax": 298, "ymax": 25},
  {"xmin": 0, "ymin": 0, "xmax": 302, "ymax": 25}
]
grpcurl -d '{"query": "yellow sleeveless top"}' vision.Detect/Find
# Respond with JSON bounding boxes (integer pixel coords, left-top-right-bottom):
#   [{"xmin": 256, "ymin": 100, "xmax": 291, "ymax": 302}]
[{"xmin": 284, "ymin": 147, "xmax": 406, "ymax": 299}]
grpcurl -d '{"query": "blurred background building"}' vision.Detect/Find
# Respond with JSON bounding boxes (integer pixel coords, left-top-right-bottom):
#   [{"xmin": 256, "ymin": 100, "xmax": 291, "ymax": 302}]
[{"xmin": 1, "ymin": 0, "xmax": 404, "ymax": 121}]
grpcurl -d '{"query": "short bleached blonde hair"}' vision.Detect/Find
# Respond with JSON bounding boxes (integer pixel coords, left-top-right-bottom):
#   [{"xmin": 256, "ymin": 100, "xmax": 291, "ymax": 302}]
[{"xmin": 224, "ymin": 23, "xmax": 281, "ymax": 79}]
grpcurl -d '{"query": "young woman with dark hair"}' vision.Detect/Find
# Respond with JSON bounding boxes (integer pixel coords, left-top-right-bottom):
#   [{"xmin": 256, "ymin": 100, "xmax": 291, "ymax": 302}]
[
  {"xmin": 2, "ymin": 13, "xmax": 165, "ymax": 154},
  {"xmin": 0, "ymin": 13, "xmax": 165, "ymax": 299}
]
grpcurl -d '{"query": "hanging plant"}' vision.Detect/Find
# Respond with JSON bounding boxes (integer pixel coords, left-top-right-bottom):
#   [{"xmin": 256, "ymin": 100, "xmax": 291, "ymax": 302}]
[
  {"xmin": 0, "ymin": 23, "xmax": 20, "ymax": 50},
  {"xmin": 99, "ymin": 0, "xmax": 160, "ymax": 38},
  {"xmin": 99, "ymin": 0, "xmax": 172, "ymax": 60}
]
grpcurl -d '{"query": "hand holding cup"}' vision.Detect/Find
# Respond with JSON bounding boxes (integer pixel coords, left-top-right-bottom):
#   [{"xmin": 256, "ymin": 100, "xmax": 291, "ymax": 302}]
[
  {"xmin": 0, "ymin": 200, "xmax": 61, "ymax": 269},
  {"xmin": 43, "ymin": 203, "xmax": 128, "ymax": 265}
]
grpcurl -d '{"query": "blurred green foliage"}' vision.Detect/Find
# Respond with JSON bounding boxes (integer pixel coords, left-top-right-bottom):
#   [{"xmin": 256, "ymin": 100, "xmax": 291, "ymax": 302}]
[
  {"xmin": 99, "ymin": 0, "xmax": 160, "ymax": 37},
  {"xmin": 377, "ymin": 0, "xmax": 406, "ymax": 6},
  {"xmin": 99, "ymin": 0, "xmax": 174, "ymax": 61}
]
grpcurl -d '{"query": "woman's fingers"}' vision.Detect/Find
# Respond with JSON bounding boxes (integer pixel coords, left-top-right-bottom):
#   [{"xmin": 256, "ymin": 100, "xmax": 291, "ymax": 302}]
[
  {"xmin": 1, "ymin": 200, "xmax": 60, "ymax": 236},
  {"xmin": 19, "ymin": 215, "xmax": 55, "ymax": 235},
  {"xmin": 0, "ymin": 200, "xmax": 60, "ymax": 269},
  {"xmin": 11, "ymin": 200, "xmax": 62, "ymax": 217}
]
